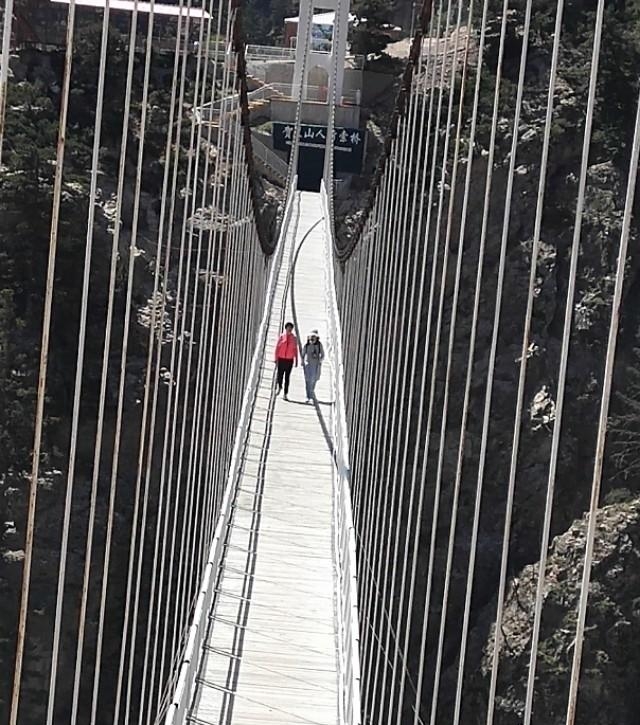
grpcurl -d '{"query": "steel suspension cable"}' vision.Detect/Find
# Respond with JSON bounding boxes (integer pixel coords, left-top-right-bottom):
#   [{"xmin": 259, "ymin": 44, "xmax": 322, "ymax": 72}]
[
  {"xmin": 390, "ymin": 17, "xmax": 447, "ymax": 714},
  {"xmin": 445, "ymin": 0, "xmax": 508, "ymax": 718},
  {"xmin": 565, "ymin": 82, "xmax": 640, "ymax": 725},
  {"xmin": 90, "ymin": 3, "xmax": 187, "ymax": 721},
  {"xmin": 128, "ymin": 4, "xmax": 217, "ymax": 721},
  {"xmin": 71, "ymin": 4, "xmax": 143, "ymax": 723},
  {"xmin": 0, "ymin": 0, "xmax": 13, "ymax": 162},
  {"xmin": 177, "ymin": 3, "xmax": 230, "ymax": 654},
  {"xmin": 486, "ymin": 2, "xmax": 605, "ymax": 724},
  {"xmin": 372, "ymin": 50, "xmax": 439, "ymax": 722},
  {"xmin": 151, "ymin": 9, "xmax": 231, "ymax": 709},
  {"xmin": 9, "ymin": 3, "xmax": 77, "ymax": 723},
  {"xmin": 46, "ymin": 4, "xmax": 112, "ymax": 722},
  {"xmin": 138, "ymin": 6, "xmax": 225, "ymax": 715},
  {"xmin": 407, "ymin": 4, "xmax": 478, "ymax": 720},
  {"xmin": 109, "ymin": 3, "xmax": 164, "ymax": 721},
  {"xmin": 358, "ymin": 147, "xmax": 403, "ymax": 702},
  {"xmin": 164, "ymin": 0, "xmax": 217, "ymax": 662},
  {"xmin": 354, "ymin": 162, "xmax": 393, "ymax": 674},
  {"xmin": 493, "ymin": 0, "xmax": 566, "ymax": 722},
  {"xmin": 388, "ymin": 7, "xmax": 470, "ymax": 724}
]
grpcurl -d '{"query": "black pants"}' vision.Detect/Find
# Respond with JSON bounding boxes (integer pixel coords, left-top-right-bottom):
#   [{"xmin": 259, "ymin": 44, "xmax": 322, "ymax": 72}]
[{"xmin": 276, "ymin": 359, "xmax": 294, "ymax": 394}]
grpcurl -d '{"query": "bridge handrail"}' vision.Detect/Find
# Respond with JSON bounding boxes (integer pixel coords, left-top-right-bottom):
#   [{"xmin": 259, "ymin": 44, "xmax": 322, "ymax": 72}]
[
  {"xmin": 321, "ymin": 182, "xmax": 362, "ymax": 724},
  {"xmin": 162, "ymin": 180, "xmax": 298, "ymax": 725},
  {"xmin": 250, "ymin": 129, "xmax": 289, "ymax": 181}
]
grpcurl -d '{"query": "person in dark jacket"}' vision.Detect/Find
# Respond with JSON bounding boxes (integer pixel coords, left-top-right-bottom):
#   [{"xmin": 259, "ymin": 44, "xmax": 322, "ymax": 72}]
[
  {"xmin": 274, "ymin": 322, "xmax": 298, "ymax": 400},
  {"xmin": 302, "ymin": 329, "xmax": 324, "ymax": 402}
]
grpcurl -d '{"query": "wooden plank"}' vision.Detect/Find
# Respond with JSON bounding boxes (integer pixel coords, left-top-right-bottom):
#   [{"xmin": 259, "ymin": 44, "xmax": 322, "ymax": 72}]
[{"xmin": 189, "ymin": 192, "xmax": 340, "ymax": 725}]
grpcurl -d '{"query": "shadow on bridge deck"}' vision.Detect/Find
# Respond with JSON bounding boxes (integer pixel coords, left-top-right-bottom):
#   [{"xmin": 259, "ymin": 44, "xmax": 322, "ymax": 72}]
[{"xmin": 188, "ymin": 192, "xmax": 341, "ymax": 725}]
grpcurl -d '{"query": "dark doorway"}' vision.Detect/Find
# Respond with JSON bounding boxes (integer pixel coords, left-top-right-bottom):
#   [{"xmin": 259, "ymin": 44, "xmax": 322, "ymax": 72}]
[{"xmin": 296, "ymin": 146, "xmax": 326, "ymax": 191}]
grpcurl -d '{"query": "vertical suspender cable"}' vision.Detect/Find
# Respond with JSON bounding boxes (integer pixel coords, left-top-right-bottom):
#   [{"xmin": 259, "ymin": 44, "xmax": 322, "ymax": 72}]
[
  {"xmin": 0, "ymin": 0, "xmax": 14, "ymax": 163},
  {"xmin": 387, "ymin": 8, "xmax": 467, "ymax": 722},
  {"xmin": 167, "ymin": 3, "xmax": 215, "ymax": 652},
  {"xmin": 46, "ymin": 3, "xmax": 111, "ymax": 723},
  {"xmin": 564, "ymin": 82, "xmax": 640, "ymax": 725},
  {"xmin": 150, "ymin": 0, "xmax": 199, "ymax": 700},
  {"xmin": 153, "ymin": 8, "xmax": 231, "ymax": 708},
  {"xmin": 493, "ymin": 0, "xmax": 565, "ymax": 722},
  {"xmin": 357, "ymin": 157, "xmax": 394, "ymax": 681},
  {"xmin": 110, "ymin": 1, "xmax": 161, "ymax": 720},
  {"xmin": 138, "ymin": 3, "xmax": 208, "ymax": 688},
  {"xmin": 9, "ymin": 4, "xmax": 77, "ymax": 724},
  {"xmin": 433, "ymin": 0, "xmax": 532, "ymax": 720},
  {"xmin": 91, "ymin": 3, "xmax": 186, "ymax": 721},
  {"xmin": 445, "ymin": 0, "xmax": 507, "ymax": 719},
  {"xmin": 485, "ymin": 2, "xmax": 605, "ymax": 723},
  {"xmin": 360, "ymin": 142, "xmax": 403, "ymax": 709},
  {"xmin": 139, "ymin": 7, "xmax": 224, "ymax": 716},
  {"xmin": 70, "ymin": 3, "xmax": 141, "ymax": 723},
  {"xmin": 382, "ymin": 38, "xmax": 444, "ymax": 710}
]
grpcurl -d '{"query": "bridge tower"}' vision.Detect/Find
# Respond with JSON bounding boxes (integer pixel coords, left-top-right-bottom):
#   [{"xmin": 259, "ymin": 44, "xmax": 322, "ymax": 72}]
[{"xmin": 291, "ymin": 0, "xmax": 350, "ymax": 105}]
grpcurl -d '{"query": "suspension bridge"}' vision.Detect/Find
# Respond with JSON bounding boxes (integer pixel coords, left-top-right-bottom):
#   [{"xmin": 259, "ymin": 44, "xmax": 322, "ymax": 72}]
[{"xmin": 1, "ymin": 0, "xmax": 639, "ymax": 723}]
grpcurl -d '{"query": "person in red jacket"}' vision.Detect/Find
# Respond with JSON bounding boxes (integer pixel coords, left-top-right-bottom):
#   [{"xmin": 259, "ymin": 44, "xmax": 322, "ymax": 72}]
[{"xmin": 274, "ymin": 322, "xmax": 298, "ymax": 400}]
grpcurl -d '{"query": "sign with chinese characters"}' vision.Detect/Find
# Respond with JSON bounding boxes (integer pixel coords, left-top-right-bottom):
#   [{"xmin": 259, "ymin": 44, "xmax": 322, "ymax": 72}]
[{"xmin": 272, "ymin": 122, "xmax": 365, "ymax": 174}]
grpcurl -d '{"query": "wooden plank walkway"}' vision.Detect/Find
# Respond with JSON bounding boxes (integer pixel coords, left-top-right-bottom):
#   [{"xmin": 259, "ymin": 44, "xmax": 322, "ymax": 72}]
[{"xmin": 189, "ymin": 192, "xmax": 340, "ymax": 725}]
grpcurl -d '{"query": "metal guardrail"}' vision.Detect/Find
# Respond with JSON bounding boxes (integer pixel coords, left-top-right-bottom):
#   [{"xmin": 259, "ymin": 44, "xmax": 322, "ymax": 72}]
[
  {"xmin": 268, "ymin": 82, "xmax": 361, "ymax": 106},
  {"xmin": 320, "ymin": 182, "xmax": 362, "ymax": 725},
  {"xmin": 245, "ymin": 43, "xmax": 296, "ymax": 60},
  {"xmin": 250, "ymin": 130, "xmax": 289, "ymax": 182},
  {"xmin": 162, "ymin": 182, "xmax": 298, "ymax": 725},
  {"xmin": 196, "ymin": 80, "xmax": 360, "ymax": 124},
  {"xmin": 245, "ymin": 43, "xmax": 365, "ymax": 71}
]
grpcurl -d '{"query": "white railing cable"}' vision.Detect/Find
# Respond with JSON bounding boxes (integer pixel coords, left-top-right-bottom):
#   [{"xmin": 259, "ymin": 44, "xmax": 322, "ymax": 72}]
[
  {"xmin": 365, "ymin": 121, "xmax": 416, "ymax": 717},
  {"xmin": 113, "ymin": 4, "xmax": 190, "ymax": 720},
  {"xmin": 351, "ymin": 188, "xmax": 386, "ymax": 537},
  {"xmin": 114, "ymin": 3, "xmax": 163, "ymax": 722},
  {"xmin": 354, "ymin": 165, "xmax": 392, "ymax": 639},
  {"xmin": 392, "ymin": 6, "xmax": 460, "ymax": 721},
  {"xmin": 432, "ymin": 0, "xmax": 531, "ymax": 719},
  {"xmin": 393, "ymin": 4, "xmax": 469, "ymax": 723},
  {"xmin": 139, "ymin": 0, "xmax": 221, "ymax": 720},
  {"xmin": 373, "ymin": 38, "xmax": 441, "ymax": 718}
]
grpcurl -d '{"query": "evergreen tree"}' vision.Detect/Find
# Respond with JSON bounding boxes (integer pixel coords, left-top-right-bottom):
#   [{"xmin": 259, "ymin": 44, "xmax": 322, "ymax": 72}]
[{"xmin": 349, "ymin": 0, "xmax": 394, "ymax": 57}]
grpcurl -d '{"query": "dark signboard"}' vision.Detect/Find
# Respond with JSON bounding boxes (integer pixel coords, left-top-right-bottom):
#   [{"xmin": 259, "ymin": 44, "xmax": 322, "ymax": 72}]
[{"xmin": 272, "ymin": 122, "xmax": 365, "ymax": 175}]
